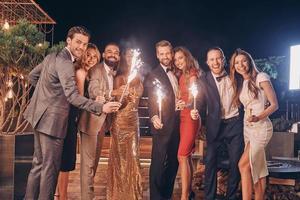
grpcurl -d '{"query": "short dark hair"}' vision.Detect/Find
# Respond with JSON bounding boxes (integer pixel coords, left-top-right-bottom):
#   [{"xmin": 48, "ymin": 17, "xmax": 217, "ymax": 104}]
[
  {"xmin": 206, "ymin": 47, "xmax": 225, "ymax": 59},
  {"xmin": 104, "ymin": 42, "xmax": 120, "ymax": 52},
  {"xmin": 67, "ymin": 26, "xmax": 90, "ymax": 40}
]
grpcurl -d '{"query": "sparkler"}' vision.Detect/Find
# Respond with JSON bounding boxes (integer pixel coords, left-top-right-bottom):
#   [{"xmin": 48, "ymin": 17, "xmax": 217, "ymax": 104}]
[
  {"xmin": 156, "ymin": 88, "xmax": 163, "ymax": 120},
  {"xmin": 119, "ymin": 49, "xmax": 143, "ymax": 103},
  {"xmin": 189, "ymin": 83, "xmax": 198, "ymax": 110},
  {"xmin": 153, "ymin": 78, "xmax": 164, "ymax": 120}
]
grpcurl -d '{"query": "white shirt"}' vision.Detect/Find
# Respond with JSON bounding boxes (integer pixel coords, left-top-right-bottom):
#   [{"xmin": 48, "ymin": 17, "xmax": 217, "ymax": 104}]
[
  {"xmin": 65, "ymin": 47, "xmax": 76, "ymax": 63},
  {"xmin": 160, "ymin": 64, "xmax": 179, "ymax": 98},
  {"xmin": 104, "ymin": 62, "xmax": 114, "ymax": 92},
  {"xmin": 212, "ymin": 72, "xmax": 239, "ymax": 119}
]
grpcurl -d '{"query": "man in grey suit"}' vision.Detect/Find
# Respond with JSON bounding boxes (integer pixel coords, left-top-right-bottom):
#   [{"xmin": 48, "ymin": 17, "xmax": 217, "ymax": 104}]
[
  {"xmin": 78, "ymin": 43, "xmax": 126, "ymax": 200},
  {"xmin": 23, "ymin": 27, "xmax": 121, "ymax": 200}
]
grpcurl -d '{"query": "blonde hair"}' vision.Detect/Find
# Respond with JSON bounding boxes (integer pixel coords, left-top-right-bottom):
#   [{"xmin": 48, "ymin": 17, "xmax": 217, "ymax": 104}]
[{"xmin": 76, "ymin": 43, "xmax": 100, "ymax": 71}]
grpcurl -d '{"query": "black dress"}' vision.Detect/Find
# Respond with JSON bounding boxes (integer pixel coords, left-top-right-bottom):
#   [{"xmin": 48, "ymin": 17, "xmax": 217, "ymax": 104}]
[
  {"xmin": 60, "ymin": 104, "xmax": 79, "ymax": 172},
  {"xmin": 60, "ymin": 79, "xmax": 88, "ymax": 171}
]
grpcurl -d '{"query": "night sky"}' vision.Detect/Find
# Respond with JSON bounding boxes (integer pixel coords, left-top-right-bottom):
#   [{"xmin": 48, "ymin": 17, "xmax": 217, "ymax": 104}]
[{"xmin": 37, "ymin": 0, "xmax": 300, "ymax": 67}]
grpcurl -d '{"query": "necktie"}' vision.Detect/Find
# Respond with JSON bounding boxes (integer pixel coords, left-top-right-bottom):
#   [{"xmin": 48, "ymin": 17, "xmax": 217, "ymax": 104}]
[{"xmin": 216, "ymin": 72, "xmax": 228, "ymax": 82}]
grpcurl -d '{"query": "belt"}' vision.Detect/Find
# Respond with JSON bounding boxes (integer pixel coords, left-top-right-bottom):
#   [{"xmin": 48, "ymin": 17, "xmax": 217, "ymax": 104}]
[{"xmin": 222, "ymin": 116, "xmax": 240, "ymax": 123}]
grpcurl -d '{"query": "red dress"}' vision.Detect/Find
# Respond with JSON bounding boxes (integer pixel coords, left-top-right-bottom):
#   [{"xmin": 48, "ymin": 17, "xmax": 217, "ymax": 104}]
[{"xmin": 178, "ymin": 69, "xmax": 199, "ymax": 156}]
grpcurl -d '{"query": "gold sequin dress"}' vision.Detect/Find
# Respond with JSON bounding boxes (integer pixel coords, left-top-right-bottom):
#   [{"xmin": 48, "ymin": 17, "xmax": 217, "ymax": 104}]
[{"xmin": 106, "ymin": 82, "xmax": 143, "ymax": 200}]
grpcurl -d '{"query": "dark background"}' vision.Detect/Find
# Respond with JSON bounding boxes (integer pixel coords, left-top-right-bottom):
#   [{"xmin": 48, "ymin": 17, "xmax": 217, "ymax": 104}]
[{"xmin": 37, "ymin": 0, "xmax": 300, "ymax": 68}]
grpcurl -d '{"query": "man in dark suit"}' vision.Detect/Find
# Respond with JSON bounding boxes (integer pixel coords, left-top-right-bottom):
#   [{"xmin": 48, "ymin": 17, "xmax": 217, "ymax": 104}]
[
  {"xmin": 145, "ymin": 40, "xmax": 180, "ymax": 200},
  {"xmin": 23, "ymin": 26, "xmax": 121, "ymax": 200},
  {"xmin": 191, "ymin": 47, "xmax": 244, "ymax": 200}
]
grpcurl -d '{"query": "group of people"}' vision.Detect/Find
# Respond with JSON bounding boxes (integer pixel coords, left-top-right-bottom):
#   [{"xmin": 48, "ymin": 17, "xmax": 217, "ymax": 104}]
[{"xmin": 23, "ymin": 25, "xmax": 278, "ymax": 200}]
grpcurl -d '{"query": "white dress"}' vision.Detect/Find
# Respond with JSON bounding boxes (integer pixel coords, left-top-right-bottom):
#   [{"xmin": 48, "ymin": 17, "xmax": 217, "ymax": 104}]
[{"xmin": 239, "ymin": 72, "xmax": 273, "ymax": 184}]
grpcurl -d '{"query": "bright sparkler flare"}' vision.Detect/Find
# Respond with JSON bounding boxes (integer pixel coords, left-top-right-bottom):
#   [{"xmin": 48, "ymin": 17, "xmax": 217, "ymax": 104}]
[
  {"xmin": 127, "ymin": 49, "xmax": 142, "ymax": 83},
  {"xmin": 190, "ymin": 83, "xmax": 198, "ymax": 97},
  {"xmin": 189, "ymin": 83, "xmax": 198, "ymax": 110},
  {"xmin": 156, "ymin": 88, "xmax": 163, "ymax": 120},
  {"xmin": 119, "ymin": 49, "xmax": 143, "ymax": 103}
]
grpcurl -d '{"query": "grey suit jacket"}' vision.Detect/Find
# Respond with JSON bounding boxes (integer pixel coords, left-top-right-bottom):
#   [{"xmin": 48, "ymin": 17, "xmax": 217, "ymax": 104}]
[
  {"xmin": 78, "ymin": 63, "xmax": 112, "ymax": 135},
  {"xmin": 23, "ymin": 48, "xmax": 102, "ymax": 139}
]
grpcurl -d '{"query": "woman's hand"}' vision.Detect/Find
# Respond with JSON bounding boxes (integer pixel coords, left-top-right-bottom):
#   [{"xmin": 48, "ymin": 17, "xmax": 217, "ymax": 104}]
[
  {"xmin": 190, "ymin": 109, "xmax": 200, "ymax": 120},
  {"xmin": 96, "ymin": 95, "xmax": 106, "ymax": 104},
  {"xmin": 176, "ymin": 99, "xmax": 186, "ymax": 110},
  {"xmin": 247, "ymin": 115, "xmax": 260, "ymax": 122}
]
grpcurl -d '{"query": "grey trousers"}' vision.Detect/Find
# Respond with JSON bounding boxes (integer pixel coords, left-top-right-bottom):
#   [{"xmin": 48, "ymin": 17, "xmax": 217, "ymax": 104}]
[
  {"xmin": 80, "ymin": 130, "xmax": 105, "ymax": 200},
  {"xmin": 25, "ymin": 130, "xmax": 64, "ymax": 200}
]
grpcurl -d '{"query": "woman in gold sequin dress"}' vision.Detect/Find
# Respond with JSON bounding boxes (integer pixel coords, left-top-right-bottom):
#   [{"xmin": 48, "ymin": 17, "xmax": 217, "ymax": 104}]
[{"xmin": 106, "ymin": 48, "xmax": 143, "ymax": 200}]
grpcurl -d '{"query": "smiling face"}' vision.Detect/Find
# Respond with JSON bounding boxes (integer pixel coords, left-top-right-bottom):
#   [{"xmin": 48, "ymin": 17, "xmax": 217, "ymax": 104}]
[
  {"xmin": 234, "ymin": 54, "xmax": 250, "ymax": 77},
  {"xmin": 103, "ymin": 44, "xmax": 120, "ymax": 69},
  {"xmin": 84, "ymin": 48, "xmax": 99, "ymax": 70},
  {"xmin": 206, "ymin": 49, "xmax": 225, "ymax": 75},
  {"xmin": 174, "ymin": 50, "xmax": 187, "ymax": 70},
  {"xmin": 156, "ymin": 46, "xmax": 173, "ymax": 67},
  {"xmin": 66, "ymin": 33, "xmax": 89, "ymax": 59}
]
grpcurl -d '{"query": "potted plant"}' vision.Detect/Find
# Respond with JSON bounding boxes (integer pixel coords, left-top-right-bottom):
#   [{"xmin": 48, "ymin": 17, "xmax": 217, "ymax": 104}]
[{"xmin": 0, "ymin": 19, "xmax": 63, "ymax": 199}]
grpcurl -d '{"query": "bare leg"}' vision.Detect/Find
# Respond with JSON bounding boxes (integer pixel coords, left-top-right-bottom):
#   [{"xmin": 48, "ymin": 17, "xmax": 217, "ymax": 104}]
[
  {"xmin": 55, "ymin": 172, "xmax": 69, "ymax": 200},
  {"xmin": 238, "ymin": 143, "xmax": 252, "ymax": 200},
  {"xmin": 254, "ymin": 177, "xmax": 266, "ymax": 200},
  {"xmin": 178, "ymin": 155, "xmax": 193, "ymax": 200}
]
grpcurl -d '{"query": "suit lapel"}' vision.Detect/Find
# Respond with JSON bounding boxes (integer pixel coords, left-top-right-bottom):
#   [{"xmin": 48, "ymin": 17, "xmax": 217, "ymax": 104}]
[
  {"xmin": 156, "ymin": 65, "xmax": 174, "ymax": 96},
  {"xmin": 99, "ymin": 63, "xmax": 109, "ymax": 90},
  {"xmin": 207, "ymin": 71, "xmax": 220, "ymax": 101}
]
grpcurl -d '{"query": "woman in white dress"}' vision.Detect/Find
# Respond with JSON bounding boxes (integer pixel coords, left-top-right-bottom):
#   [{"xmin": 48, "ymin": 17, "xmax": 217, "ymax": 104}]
[{"xmin": 229, "ymin": 49, "xmax": 278, "ymax": 200}]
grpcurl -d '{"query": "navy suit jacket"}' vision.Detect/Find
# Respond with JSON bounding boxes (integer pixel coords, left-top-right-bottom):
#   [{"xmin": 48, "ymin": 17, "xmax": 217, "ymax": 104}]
[{"xmin": 196, "ymin": 71, "xmax": 224, "ymax": 142}]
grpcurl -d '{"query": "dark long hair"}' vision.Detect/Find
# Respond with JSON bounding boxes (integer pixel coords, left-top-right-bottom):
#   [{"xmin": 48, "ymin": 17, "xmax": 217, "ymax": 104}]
[
  {"xmin": 116, "ymin": 48, "xmax": 131, "ymax": 77},
  {"xmin": 229, "ymin": 48, "xmax": 260, "ymax": 107},
  {"xmin": 173, "ymin": 46, "xmax": 199, "ymax": 86}
]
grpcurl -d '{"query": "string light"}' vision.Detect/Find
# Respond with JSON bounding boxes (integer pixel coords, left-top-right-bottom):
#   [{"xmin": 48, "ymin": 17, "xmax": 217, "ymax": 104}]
[{"xmin": 3, "ymin": 19, "xmax": 10, "ymax": 30}]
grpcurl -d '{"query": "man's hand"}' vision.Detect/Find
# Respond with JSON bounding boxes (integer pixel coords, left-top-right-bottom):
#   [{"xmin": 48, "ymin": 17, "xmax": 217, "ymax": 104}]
[
  {"xmin": 96, "ymin": 96, "xmax": 106, "ymax": 104},
  {"xmin": 112, "ymin": 85, "xmax": 129, "ymax": 97},
  {"xmin": 151, "ymin": 115, "xmax": 163, "ymax": 129},
  {"xmin": 102, "ymin": 101, "xmax": 121, "ymax": 113},
  {"xmin": 190, "ymin": 109, "xmax": 200, "ymax": 120}
]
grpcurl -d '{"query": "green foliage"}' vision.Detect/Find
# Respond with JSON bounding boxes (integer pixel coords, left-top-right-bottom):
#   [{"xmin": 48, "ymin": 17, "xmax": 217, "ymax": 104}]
[
  {"xmin": 255, "ymin": 56, "xmax": 286, "ymax": 80},
  {"xmin": 0, "ymin": 19, "xmax": 49, "ymax": 70},
  {"xmin": 0, "ymin": 19, "xmax": 65, "ymax": 134},
  {"xmin": 48, "ymin": 41, "xmax": 65, "ymax": 54}
]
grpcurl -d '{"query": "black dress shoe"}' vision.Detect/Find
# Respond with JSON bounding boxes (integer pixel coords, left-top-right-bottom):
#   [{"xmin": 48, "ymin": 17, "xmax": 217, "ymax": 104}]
[{"xmin": 189, "ymin": 191, "xmax": 195, "ymax": 200}]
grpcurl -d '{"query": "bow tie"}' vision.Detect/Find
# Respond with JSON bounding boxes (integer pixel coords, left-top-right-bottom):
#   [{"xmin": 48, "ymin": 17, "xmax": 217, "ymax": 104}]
[
  {"xmin": 216, "ymin": 72, "xmax": 228, "ymax": 82},
  {"xmin": 166, "ymin": 68, "xmax": 172, "ymax": 73}
]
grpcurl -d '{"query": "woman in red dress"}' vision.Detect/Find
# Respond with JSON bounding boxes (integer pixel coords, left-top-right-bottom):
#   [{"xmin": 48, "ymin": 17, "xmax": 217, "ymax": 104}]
[{"xmin": 174, "ymin": 46, "xmax": 200, "ymax": 200}]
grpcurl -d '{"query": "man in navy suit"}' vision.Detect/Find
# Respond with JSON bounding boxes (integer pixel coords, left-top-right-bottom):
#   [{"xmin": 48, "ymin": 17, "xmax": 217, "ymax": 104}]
[
  {"xmin": 191, "ymin": 47, "xmax": 244, "ymax": 200},
  {"xmin": 145, "ymin": 40, "xmax": 180, "ymax": 200}
]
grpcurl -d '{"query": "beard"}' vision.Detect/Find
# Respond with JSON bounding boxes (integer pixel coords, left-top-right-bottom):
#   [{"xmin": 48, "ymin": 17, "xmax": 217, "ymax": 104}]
[
  {"xmin": 104, "ymin": 58, "xmax": 119, "ymax": 70},
  {"xmin": 160, "ymin": 58, "xmax": 172, "ymax": 67}
]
